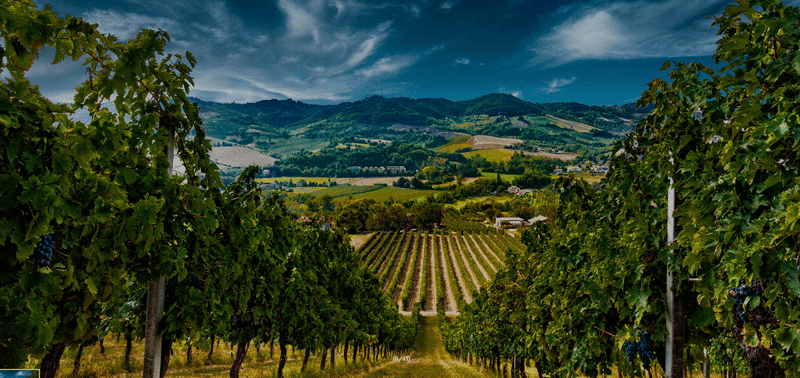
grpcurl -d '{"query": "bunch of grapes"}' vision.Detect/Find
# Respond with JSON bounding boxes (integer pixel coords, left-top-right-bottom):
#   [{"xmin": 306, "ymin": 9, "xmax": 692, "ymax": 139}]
[
  {"xmin": 637, "ymin": 330, "xmax": 656, "ymax": 370},
  {"xmin": 32, "ymin": 234, "xmax": 56, "ymax": 267},
  {"xmin": 622, "ymin": 330, "xmax": 656, "ymax": 370},
  {"xmin": 623, "ymin": 340, "xmax": 638, "ymax": 362},
  {"xmin": 729, "ymin": 278, "xmax": 763, "ymax": 322}
]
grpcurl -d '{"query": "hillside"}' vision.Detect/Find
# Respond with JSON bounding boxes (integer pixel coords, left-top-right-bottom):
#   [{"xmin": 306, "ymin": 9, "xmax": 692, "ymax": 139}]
[{"xmin": 191, "ymin": 94, "xmax": 644, "ymax": 141}]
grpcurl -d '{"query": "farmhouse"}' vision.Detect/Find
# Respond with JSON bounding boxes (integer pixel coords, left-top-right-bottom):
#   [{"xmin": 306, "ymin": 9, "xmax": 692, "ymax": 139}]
[
  {"xmin": 566, "ymin": 166, "xmax": 582, "ymax": 173},
  {"xmin": 494, "ymin": 217, "xmax": 525, "ymax": 229},
  {"xmin": 387, "ymin": 166, "xmax": 407, "ymax": 174}
]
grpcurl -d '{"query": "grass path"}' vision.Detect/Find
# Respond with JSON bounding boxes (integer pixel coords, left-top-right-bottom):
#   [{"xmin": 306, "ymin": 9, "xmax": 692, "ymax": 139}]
[{"xmin": 359, "ymin": 317, "xmax": 487, "ymax": 378}]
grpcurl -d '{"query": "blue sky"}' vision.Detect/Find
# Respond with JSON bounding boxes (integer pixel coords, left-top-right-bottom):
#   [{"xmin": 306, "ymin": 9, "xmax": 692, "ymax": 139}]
[
  {"xmin": 31, "ymin": 0, "xmax": 800, "ymax": 105},
  {"xmin": 0, "ymin": 370, "xmax": 36, "ymax": 378}
]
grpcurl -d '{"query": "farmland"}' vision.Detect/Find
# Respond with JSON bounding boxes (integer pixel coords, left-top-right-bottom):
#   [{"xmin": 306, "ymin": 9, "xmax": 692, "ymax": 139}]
[
  {"xmin": 356, "ymin": 230, "xmax": 524, "ymax": 315},
  {"xmin": 462, "ymin": 148, "xmax": 515, "ymax": 163},
  {"xmin": 208, "ymin": 146, "xmax": 278, "ymax": 167}
]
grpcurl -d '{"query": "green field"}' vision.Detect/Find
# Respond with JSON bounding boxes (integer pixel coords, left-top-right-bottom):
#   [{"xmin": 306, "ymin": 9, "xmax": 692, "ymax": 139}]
[
  {"xmin": 448, "ymin": 196, "xmax": 511, "ymax": 211},
  {"xmin": 309, "ymin": 184, "xmax": 384, "ymax": 198},
  {"xmin": 462, "ymin": 148, "xmax": 515, "ymax": 163},
  {"xmin": 341, "ymin": 186, "xmax": 438, "ymax": 203},
  {"xmin": 480, "ymin": 171, "xmax": 521, "ymax": 183},
  {"xmin": 261, "ymin": 136, "xmax": 329, "ymax": 158}
]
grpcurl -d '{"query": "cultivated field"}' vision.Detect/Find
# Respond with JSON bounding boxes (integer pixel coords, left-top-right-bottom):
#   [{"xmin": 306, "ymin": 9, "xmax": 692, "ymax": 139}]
[
  {"xmin": 341, "ymin": 186, "xmax": 438, "ymax": 203},
  {"xmin": 543, "ymin": 114, "xmax": 597, "ymax": 133},
  {"xmin": 468, "ymin": 135, "xmax": 522, "ymax": 150},
  {"xmin": 209, "ymin": 146, "xmax": 278, "ymax": 167},
  {"xmin": 519, "ymin": 150, "xmax": 578, "ymax": 161},
  {"xmin": 479, "ymin": 171, "xmax": 521, "ymax": 183},
  {"xmin": 462, "ymin": 148, "xmax": 515, "ymax": 163},
  {"xmin": 435, "ymin": 135, "xmax": 473, "ymax": 153},
  {"xmin": 356, "ymin": 231, "xmax": 524, "ymax": 315}
]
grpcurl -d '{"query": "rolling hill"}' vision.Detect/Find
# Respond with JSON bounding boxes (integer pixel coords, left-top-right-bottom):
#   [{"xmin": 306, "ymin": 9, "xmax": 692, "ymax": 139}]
[{"xmin": 191, "ymin": 93, "xmax": 645, "ymax": 142}]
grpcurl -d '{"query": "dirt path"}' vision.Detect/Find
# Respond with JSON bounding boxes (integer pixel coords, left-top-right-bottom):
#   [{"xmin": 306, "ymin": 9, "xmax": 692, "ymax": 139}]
[
  {"xmin": 476, "ymin": 234, "xmax": 505, "ymax": 267},
  {"xmin": 437, "ymin": 234, "xmax": 459, "ymax": 312},
  {"xmin": 469, "ymin": 234, "xmax": 498, "ymax": 273},
  {"xmin": 444, "ymin": 235, "xmax": 472, "ymax": 304},
  {"xmin": 392, "ymin": 234, "xmax": 417, "ymax": 303},
  {"xmin": 427, "ymin": 234, "xmax": 438, "ymax": 313},
  {"xmin": 461, "ymin": 235, "xmax": 491, "ymax": 282},
  {"xmin": 452, "ymin": 234, "xmax": 482, "ymax": 292}
]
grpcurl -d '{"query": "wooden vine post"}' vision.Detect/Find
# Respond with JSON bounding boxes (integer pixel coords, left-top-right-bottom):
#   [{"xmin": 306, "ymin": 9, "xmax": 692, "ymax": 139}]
[{"xmin": 665, "ymin": 151, "xmax": 684, "ymax": 378}]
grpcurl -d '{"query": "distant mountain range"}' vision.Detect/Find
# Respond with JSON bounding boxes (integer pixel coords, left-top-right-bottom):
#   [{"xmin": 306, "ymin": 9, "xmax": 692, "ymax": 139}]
[{"xmin": 191, "ymin": 93, "xmax": 650, "ymax": 141}]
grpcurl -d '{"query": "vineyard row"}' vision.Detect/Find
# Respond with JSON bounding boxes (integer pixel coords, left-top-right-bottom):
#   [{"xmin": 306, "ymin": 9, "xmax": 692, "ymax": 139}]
[{"xmin": 355, "ymin": 230, "xmax": 523, "ymax": 314}]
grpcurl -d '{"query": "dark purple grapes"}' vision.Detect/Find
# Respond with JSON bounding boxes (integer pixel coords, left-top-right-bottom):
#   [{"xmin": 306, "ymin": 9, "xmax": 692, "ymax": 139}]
[
  {"xmin": 622, "ymin": 330, "xmax": 656, "ymax": 370},
  {"xmin": 32, "ymin": 234, "xmax": 56, "ymax": 267},
  {"xmin": 728, "ymin": 278, "xmax": 764, "ymax": 323}
]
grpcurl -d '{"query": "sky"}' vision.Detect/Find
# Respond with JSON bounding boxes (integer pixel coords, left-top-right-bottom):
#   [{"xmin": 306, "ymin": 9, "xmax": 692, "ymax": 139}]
[{"xmin": 28, "ymin": 0, "xmax": 800, "ymax": 106}]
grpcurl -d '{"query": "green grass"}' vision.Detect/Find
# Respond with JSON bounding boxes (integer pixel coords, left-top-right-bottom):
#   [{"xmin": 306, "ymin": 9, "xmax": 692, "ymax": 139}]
[
  {"xmin": 26, "ymin": 334, "xmax": 392, "ymax": 378},
  {"xmin": 462, "ymin": 148, "xmax": 515, "ymax": 163},
  {"xmin": 447, "ymin": 196, "xmax": 512, "ymax": 211},
  {"xmin": 309, "ymin": 185, "xmax": 384, "ymax": 198},
  {"xmin": 360, "ymin": 316, "xmax": 487, "ymax": 378},
  {"xmin": 479, "ymin": 171, "xmax": 521, "ymax": 183},
  {"xmin": 262, "ymin": 137, "xmax": 330, "ymax": 158},
  {"xmin": 340, "ymin": 187, "xmax": 438, "ymax": 203}
]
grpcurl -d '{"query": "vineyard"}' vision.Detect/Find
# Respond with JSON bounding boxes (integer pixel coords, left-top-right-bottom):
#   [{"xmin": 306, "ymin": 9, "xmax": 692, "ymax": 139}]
[{"xmin": 355, "ymin": 230, "xmax": 521, "ymax": 314}]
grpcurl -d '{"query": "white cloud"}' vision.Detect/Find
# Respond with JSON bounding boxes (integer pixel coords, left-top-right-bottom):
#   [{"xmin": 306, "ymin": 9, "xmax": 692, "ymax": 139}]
[
  {"xmin": 358, "ymin": 55, "xmax": 419, "ymax": 78},
  {"xmin": 544, "ymin": 77, "xmax": 577, "ymax": 94},
  {"xmin": 498, "ymin": 86, "xmax": 523, "ymax": 99},
  {"xmin": 532, "ymin": 0, "xmax": 724, "ymax": 67},
  {"xmin": 441, "ymin": 1, "xmax": 456, "ymax": 10},
  {"xmin": 278, "ymin": 0, "xmax": 322, "ymax": 43},
  {"xmin": 83, "ymin": 9, "xmax": 177, "ymax": 40},
  {"xmin": 454, "ymin": 58, "xmax": 470, "ymax": 65},
  {"xmin": 47, "ymin": 0, "xmax": 438, "ymax": 104}
]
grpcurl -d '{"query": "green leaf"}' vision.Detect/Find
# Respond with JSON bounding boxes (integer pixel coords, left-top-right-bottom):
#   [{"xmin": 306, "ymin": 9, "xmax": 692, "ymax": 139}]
[
  {"xmin": 793, "ymin": 52, "xmax": 800, "ymax": 75},
  {"xmin": 85, "ymin": 277, "xmax": 98, "ymax": 295}
]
